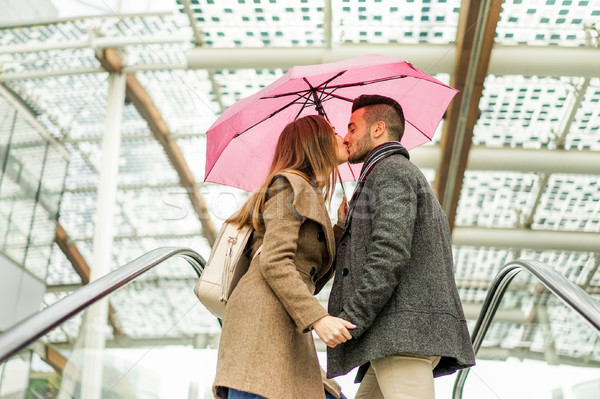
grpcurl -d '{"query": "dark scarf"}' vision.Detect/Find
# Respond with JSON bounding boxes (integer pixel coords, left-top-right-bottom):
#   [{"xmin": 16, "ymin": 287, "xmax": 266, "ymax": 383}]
[{"xmin": 345, "ymin": 141, "xmax": 410, "ymax": 226}]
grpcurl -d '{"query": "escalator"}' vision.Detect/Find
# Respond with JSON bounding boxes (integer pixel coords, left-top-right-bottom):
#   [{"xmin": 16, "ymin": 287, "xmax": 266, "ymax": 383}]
[
  {"xmin": 1, "ymin": 251, "xmax": 599, "ymax": 398},
  {"xmin": 0, "ymin": 248, "xmax": 207, "ymax": 399},
  {"xmin": 454, "ymin": 260, "xmax": 600, "ymax": 399}
]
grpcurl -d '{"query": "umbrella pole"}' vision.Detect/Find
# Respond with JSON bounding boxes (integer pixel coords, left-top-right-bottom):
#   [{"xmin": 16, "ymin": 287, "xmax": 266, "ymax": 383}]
[
  {"xmin": 311, "ymin": 92, "xmax": 347, "ymax": 198},
  {"xmin": 335, "ymin": 166, "xmax": 347, "ymax": 198}
]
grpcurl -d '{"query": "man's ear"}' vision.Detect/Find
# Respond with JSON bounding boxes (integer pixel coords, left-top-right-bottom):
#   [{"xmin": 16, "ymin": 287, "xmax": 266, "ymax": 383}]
[{"xmin": 371, "ymin": 120, "xmax": 386, "ymax": 139}]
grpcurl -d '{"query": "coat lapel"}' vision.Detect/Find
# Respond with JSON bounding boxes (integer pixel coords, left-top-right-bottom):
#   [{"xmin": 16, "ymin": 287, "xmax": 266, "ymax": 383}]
[{"xmin": 280, "ymin": 172, "xmax": 336, "ymax": 263}]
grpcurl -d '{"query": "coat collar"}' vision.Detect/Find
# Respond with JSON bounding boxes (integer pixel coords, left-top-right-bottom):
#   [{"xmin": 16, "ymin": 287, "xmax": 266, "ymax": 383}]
[{"xmin": 278, "ymin": 172, "xmax": 335, "ymax": 263}]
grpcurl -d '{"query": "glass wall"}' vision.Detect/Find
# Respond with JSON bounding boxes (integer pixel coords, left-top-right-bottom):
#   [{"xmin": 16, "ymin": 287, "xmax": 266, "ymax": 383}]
[{"xmin": 0, "ymin": 95, "xmax": 69, "ymax": 280}]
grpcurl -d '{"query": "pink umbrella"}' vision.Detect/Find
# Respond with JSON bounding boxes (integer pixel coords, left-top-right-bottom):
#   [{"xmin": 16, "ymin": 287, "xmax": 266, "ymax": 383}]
[{"xmin": 204, "ymin": 54, "xmax": 457, "ymax": 192}]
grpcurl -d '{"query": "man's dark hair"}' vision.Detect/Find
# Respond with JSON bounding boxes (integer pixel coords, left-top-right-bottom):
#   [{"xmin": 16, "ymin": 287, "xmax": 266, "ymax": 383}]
[{"xmin": 351, "ymin": 94, "xmax": 405, "ymax": 141}]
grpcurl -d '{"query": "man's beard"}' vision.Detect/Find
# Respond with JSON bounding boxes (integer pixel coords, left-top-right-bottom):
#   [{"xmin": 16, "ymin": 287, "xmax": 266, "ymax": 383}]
[{"xmin": 348, "ymin": 131, "xmax": 373, "ymax": 164}]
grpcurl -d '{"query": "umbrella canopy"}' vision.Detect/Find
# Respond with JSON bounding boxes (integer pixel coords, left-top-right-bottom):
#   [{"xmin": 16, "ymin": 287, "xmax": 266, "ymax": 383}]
[{"xmin": 204, "ymin": 54, "xmax": 457, "ymax": 192}]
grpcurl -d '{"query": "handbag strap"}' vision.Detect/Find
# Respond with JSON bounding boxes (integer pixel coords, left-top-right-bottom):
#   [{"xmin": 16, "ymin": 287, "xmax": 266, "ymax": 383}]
[
  {"xmin": 220, "ymin": 244, "xmax": 263, "ymax": 302},
  {"xmin": 253, "ymin": 245, "xmax": 263, "ymax": 261}
]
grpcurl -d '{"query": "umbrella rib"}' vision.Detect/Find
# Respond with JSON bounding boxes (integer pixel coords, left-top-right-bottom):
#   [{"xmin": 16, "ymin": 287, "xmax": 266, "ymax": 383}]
[
  {"xmin": 324, "ymin": 75, "xmax": 408, "ymax": 90},
  {"xmin": 294, "ymin": 90, "xmax": 316, "ymax": 120},
  {"xmin": 237, "ymin": 73, "xmax": 439, "ymax": 138},
  {"xmin": 234, "ymin": 95, "xmax": 311, "ymax": 138},
  {"xmin": 261, "ymin": 90, "xmax": 310, "ymax": 100},
  {"xmin": 312, "ymin": 75, "xmax": 409, "ymax": 104},
  {"xmin": 315, "ymin": 76, "xmax": 338, "ymax": 114},
  {"xmin": 260, "ymin": 70, "xmax": 347, "ymax": 100},
  {"xmin": 405, "ymin": 118, "xmax": 431, "ymax": 140},
  {"xmin": 318, "ymin": 89, "xmax": 353, "ymax": 103},
  {"xmin": 313, "ymin": 70, "xmax": 347, "ymax": 90}
]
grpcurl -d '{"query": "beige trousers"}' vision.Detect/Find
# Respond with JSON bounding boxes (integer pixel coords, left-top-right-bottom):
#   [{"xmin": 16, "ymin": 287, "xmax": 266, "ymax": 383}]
[{"xmin": 354, "ymin": 353, "xmax": 441, "ymax": 399}]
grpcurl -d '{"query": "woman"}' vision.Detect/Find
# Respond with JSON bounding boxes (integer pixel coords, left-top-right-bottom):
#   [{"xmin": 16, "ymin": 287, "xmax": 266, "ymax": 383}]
[{"xmin": 213, "ymin": 115, "xmax": 355, "ymax": 399}]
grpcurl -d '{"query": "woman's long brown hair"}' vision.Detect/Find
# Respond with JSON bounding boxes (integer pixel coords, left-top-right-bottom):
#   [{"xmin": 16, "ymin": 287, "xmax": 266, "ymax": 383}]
[{"xmin": 228, "ymin": 114, "xmax": 339, "ymax": 231}]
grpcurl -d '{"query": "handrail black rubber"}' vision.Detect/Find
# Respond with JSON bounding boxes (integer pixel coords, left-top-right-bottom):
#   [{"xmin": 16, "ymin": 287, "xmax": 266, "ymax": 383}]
[
  {"xmin": 452, "ymin": 259, "xmax": 600, "ymax": 399},
  {"xmin": 0, "ymin": 247, "xmax": 205, "ymax": 364}
]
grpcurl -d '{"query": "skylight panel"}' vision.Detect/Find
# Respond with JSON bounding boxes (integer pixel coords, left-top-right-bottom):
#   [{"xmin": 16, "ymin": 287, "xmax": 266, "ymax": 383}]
[
  {"xmin": 213, "ymin": 68, "xmax": 286, "ymax": 108},
  {"xmin": 452, "ymin": 246, "xmax": 513, "ymax": 280},
  {"xmin": 335, "ymin": 0, "xmax": 460, "ymax": 44},
  {"xmin": 177, "ymin": 0, "xmax": 325, "ymax": 47},
  {"xmin": 532, "ymin": 174, "xmax": 600, "ymax": 232},
  {"xmin": 475, "ymin": 75, "xmax": 577, "ymax": 149},
  {"xmin": 137, "ymin": 70, "xmax": 218, "ymax": 134},
  {"xmin": 521, "ymin": 248, "xmax": 594, "ymax": 281},
  {"xmin": 457, "ymin": 171, "xmax": 540, "ymax": 229},
  {"xmin": 5, "ymin": 73, "xmax": 110, "ymax": 141},
  {"xmin": 497, "ymin": 1, "xmax": 600, "ymax": 46},
  {"xmin": 45, "ymin": 243, "xmax": 82, "ymax": 285},
  {"xmin": 568, "ymin": 78, "xmax": 600, "ymax": 150}
]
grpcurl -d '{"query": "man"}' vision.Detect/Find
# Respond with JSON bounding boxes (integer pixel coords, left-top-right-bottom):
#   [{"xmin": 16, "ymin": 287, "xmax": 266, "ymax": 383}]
[{"xmin": 327, "ymin": 95, "xmax": 475, "ymax": 398}]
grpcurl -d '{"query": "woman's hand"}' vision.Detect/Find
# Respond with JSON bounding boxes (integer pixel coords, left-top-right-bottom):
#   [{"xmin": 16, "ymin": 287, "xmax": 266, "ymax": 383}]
[
  {"xmin": 337, "ymin": 197, "xmax": 348, "ymax": 224},
  {"xmin": 313, "ymin": 315, "xmax": 356, "ymax": 348}
]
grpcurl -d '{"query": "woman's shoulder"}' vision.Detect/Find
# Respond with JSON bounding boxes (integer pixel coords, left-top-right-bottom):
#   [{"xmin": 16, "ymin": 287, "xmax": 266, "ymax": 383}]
[
  {"xmin": 266, "ymin": 173, "xmax": 293, "ymax": 198},
  {"xmin": 266, "ymin": 172, "xmax": 325, "ymax": 216},
  {"xmin": 278, "ymin": 170, "xmax": 313, "ymax": 187},
  {"xmin": 268, "ymin": 171, "xmax": 313, "ymax": 195}
]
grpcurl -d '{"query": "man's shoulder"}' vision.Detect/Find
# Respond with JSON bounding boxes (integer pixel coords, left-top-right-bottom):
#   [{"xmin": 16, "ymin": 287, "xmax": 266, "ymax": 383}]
[
  {"xmin": 369, "ymin": 153, "xmax": 414, "ymax": 177},
  {"xmin": 367, "ymin": 153, "xmax": 431, "ymax": 190}
]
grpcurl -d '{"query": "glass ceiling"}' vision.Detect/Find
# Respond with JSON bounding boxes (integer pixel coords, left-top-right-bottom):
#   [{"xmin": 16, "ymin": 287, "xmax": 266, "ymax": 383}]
[{"xmin": 0, "ymin": 0, "xmax": 599, "ymax": 367}]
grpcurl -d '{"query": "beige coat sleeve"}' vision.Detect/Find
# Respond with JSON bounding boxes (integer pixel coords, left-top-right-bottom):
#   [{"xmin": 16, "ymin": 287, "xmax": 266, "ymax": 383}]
[{"xmin": 260, "ymin": 178, "xmax": 329, "ymax": 333}]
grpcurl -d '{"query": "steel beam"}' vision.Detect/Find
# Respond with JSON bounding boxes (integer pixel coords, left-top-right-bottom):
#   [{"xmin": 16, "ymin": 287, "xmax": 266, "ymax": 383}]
[
  {"xmin": 475, "ymin": 346, "xmax": 600, "ymax": 368},
  {"xmin": 31, "ymin": 341, "xmax": 67, "ymax": 374},
  {"xmin": 410, "ymin": 145, "xmax": 600, "ymax": 175},
  {"xmin": 73, "ymin": 232, "xmax": 202, "ymax": 242},
  {"xmin": 67, "ymin": 226, "xmax": 600, "ymax": 253},
  {"xmin": 186, "ymin": 45, "xmax": 454, "ymax": 74},
  {"xmin": 55, "ymin": 224, "xmax": 126, "ymax": 339},
  {"xmin": 0, "ymin": 33, "xmax": 189, "ymax": 55},
  {"xmin": 1, "ymin": 11, "xmax": 175, "ymax": 29},
  {"xmin": 55, "ymin": 224, "xmax": 90, "ymax": 284},
  {"xmin": 434, "ymin": 0, "xmax": 502, "ymax": 229},
  {"xmin": 95, "ymin": 49, "xmax": 217, "ymax": 246},
  {"xmin": 186, "ymin": 45, "xmax": 600, "ymax": 78},
  {"xmin": 2, "ymin": 45, "xmax": 599, "ymax": 80},
  {"xmin": 180, "ymin": 0, "xmax": 224, "ymax": 113},
  {"xmin": 80, "ymin": 72, "xmax": 127, "ymax": 398},
  {"xmin": 490, "ymin": 45, "xmax": 600, "ymax": 79},
  {"xmin": 0, "ymin": 67, "xmax": 106, "ymax": 82},
  {"xmin": 0, "ymin": 84, "xmax": 69, "ymax": 159},
  {"xmin": 324, "ymin": 0, "xmax": 333, "ymax": 49},
  {"xmin": 452, "ymin": 227, "xmax": 600, "ymax": 252},
  {"xmin": 556, "ymin": 78, "xmax": 591, "ymax": 149}
]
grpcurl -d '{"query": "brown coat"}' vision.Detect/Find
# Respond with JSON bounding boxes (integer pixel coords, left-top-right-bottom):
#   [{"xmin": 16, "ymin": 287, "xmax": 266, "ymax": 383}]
[{"xmin": 213, "ymin": 172, "xmax": 339, "ymax": 399}]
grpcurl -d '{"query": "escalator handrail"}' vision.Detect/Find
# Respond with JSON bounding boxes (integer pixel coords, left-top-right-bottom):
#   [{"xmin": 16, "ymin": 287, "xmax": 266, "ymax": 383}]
[
  {"xmin": 0, "ymin": 247, "xmax": 205, "ymax": 364},
  {"xmin": 452, "ymin": 259, "xmax": 600, "ymax": 399}
]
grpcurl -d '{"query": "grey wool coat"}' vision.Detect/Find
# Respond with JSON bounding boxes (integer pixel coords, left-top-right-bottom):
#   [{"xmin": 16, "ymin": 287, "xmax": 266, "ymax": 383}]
[
  {"xmin": 214, "ymin": 172, "xmax": 341, "ymax": 399},
  {"xmin": 327, "ymin": 152, "xmax": 476, "ymax": 380}
]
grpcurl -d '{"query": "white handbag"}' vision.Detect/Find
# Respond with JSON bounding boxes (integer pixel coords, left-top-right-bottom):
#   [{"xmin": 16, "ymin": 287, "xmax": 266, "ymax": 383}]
[{"xmin": 194, "ymin": 222, "xmax": 261, "ymax": 318}]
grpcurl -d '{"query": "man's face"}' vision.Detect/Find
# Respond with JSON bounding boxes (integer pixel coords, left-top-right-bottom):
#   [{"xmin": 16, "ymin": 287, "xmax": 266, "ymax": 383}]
[{"xmin": 345, "ymin": 108, "xmax": 374, "ymax": 164}]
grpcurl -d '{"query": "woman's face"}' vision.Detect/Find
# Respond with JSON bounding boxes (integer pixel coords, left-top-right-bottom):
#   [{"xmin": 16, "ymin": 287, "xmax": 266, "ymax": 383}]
[{"xmin": 332, "ymin": 125, "xmax": 349, "ymax": 164}]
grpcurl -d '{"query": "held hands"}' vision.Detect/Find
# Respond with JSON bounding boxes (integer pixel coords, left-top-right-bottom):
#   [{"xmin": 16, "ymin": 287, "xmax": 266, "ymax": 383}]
[
  {"xmin": 337, "ymin": 197, "xmax": 349, "ymax": 224},
  {"xmin": 313, "ymin": 315, "xmax": 356, "ymax": 348}
]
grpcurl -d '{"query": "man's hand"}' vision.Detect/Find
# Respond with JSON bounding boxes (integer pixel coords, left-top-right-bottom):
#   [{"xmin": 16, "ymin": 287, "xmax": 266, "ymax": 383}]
[{"xmin": 313, "ymin": 315, "xmax": 356, "ymax": 348}]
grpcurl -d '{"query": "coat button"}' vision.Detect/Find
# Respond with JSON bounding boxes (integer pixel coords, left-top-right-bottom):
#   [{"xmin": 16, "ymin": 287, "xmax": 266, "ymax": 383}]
[
  {"xmin": 317, "ymin": 231, "xmax": 325, "ymax": 242},
  {"xmin": 342, "ymin": 268, "xmax": 349, "ymax": 276}
]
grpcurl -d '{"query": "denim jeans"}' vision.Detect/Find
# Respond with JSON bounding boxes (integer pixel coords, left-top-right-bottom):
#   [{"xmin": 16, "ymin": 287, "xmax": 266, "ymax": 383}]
[
  {"xmin": 227, "ymin": 388, "xmax": 343, "ymax": 399},
  {"xmin": 227, "ymin": 388, "xmax": 264, "ymax": 399}
]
